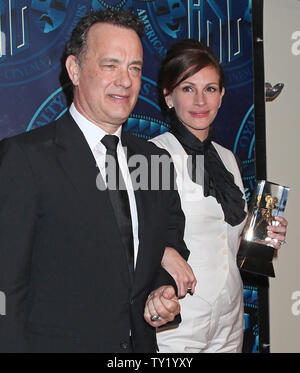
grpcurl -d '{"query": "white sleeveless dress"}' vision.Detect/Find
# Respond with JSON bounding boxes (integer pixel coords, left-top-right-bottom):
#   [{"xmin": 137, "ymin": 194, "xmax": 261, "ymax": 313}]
[{"xmin": 150, "ymin": 132, "xmax": 247, "ymax": 353}]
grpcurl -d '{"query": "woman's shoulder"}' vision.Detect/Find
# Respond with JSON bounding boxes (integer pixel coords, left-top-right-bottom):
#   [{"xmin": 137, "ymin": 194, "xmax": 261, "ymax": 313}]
[
  {"xmin": 211, "ymin": 141, "xmax": 233, "ymax": 155},
  {"xmin": 212, "ymin": 141, "xmax": 243, "ymax": 176},
  {"xmin": 149, "ymin": 131, "xmax": 176, "ymax": 148},
  {"xmin": 212, "ymin": 141, "xmax": 238, "ymax": 162}
]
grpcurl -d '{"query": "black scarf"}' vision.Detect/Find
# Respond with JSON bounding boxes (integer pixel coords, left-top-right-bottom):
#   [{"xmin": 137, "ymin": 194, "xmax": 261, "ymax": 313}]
[{"xmin": 171, "ymin": 118, "xmax": 246, "ymax": 227}]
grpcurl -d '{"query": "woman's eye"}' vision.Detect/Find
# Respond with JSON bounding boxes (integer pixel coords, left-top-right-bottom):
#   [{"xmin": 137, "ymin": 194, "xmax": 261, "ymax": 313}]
[
  {"xmin": 182, "ymin": 86, "xmax": 193, "ymax": 92},
  {"xmin": 206, "ymin": 86, "xmax": 217, "ymax": 93}
]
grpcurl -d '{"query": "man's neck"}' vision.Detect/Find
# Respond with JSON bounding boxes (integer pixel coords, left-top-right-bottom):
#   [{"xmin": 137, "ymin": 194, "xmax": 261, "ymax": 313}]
[{"xmin": 72, "ymin": 101, "xmax": 123, "ymax": 134}]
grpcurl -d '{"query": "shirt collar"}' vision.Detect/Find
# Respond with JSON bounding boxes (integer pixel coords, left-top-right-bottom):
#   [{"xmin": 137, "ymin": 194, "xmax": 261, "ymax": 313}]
[
  {"xmin": 69, "ymin": 103, "xmax": 122, "ymax": 151},
  {"xmin": 171, "ymin": 115, "xmax": 212, "ymax": 155}
]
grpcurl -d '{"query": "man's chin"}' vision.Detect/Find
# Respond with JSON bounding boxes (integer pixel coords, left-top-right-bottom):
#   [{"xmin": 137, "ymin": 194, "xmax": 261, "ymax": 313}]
[{"xmin": 110, "ymin": 113, "xmax": 132, "ymax": 126}]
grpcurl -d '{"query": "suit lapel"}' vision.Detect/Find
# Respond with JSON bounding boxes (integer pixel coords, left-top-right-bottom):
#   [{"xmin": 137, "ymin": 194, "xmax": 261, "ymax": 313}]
[
  {"xmin": 54, "ymin": 113, "xmax": 132, "ymax": 285},
  {"xmin": 54, "ymin": 112, "xmax": 104, "ymax": 202}
]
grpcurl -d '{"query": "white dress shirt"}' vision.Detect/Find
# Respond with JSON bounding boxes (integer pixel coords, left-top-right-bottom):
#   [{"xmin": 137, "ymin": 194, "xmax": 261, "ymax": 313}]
[{"xmin": 69, "ymin": 103, "xmax": 139, "ymax": 267}]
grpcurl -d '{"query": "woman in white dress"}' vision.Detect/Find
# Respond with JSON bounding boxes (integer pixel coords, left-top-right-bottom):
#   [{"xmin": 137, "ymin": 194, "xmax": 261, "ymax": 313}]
[{"xmin": 150, "ymin": 39, "xmax": 288, "ymax": 353}]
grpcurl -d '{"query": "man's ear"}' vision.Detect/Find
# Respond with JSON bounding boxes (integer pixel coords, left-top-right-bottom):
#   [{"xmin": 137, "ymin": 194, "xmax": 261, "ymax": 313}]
[{"xmin": 65, "ymin": 55, "xmax": 81, "ymax": 86}]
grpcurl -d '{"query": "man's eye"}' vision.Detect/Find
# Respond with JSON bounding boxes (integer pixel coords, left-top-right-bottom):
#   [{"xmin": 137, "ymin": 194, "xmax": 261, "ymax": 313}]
[{"xmin": 130, "ymin": 66, "xmax": 142, "ymax": 73}]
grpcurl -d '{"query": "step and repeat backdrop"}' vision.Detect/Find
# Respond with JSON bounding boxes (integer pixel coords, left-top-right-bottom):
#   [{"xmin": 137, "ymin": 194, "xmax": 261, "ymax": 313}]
[{"xmin": 0, "ymin": 0, "xmax": 263, "ymax": 352}]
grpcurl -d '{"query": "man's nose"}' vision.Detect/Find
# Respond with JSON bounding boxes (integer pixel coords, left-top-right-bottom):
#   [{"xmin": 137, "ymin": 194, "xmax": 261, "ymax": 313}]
[{"xmin": 115, "ymin": 68, "xmax": 132, "ymax": 88}]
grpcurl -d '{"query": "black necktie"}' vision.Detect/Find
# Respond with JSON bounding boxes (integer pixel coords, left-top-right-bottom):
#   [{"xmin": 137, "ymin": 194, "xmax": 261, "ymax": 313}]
[{"xmin": 101, "ymin": 135, "xmax": 134, "ymax": 275}]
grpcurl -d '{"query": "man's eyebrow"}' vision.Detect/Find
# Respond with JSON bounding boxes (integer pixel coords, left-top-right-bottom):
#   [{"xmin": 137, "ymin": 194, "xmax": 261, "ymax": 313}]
[
  {"xmin": 100, "ymin": 57, "xmax": 120, "ymax": 64},
  {"xmin": 100, "ymin": 58, "xmax": 143, "ymax": 66},
  {"xmin": 130, "ymin": 60, "xmax": 143, "ymax": 66}
]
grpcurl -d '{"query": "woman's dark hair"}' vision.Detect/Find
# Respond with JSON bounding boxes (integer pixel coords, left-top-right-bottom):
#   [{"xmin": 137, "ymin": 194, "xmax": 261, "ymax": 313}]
[
  {"xmin": 64, "ymin": 9, "xmax": 144, "ymax": 64},
  {"xmin": 158, "ymin": 39, "xmax": 225, "ymax": 115}
]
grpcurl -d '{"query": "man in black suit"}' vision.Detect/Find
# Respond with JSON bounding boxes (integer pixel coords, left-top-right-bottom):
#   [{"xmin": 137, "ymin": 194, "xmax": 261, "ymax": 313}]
[{"xmin": 0, "ymin": 9, "xmax": 194, "ymax": 353}]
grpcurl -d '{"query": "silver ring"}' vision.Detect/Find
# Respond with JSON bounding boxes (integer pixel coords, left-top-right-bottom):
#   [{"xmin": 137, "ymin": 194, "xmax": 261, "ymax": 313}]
[
  {"xmin": 280, "ymin": 240, "xmax": 287, "ymax": 245},
  {"xmin": 151, "ymin": 315, "xmax": 160, "ymax": 321}
]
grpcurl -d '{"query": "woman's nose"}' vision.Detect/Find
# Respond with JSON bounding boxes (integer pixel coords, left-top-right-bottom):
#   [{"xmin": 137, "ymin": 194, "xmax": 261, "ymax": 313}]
[{"xmin": 194, "ymin": 91, "xmax": 206, "ymax": 105}]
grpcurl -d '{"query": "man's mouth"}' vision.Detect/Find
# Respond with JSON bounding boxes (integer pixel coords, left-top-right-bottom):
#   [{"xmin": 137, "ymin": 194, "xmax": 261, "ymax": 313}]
[
  {"xmin": 111, "ymin": 95, "xmax": 124, "ymax": 99},
  {"xmin": 109, "ymin": 94, "xmax": 128, "ymax": 101}
]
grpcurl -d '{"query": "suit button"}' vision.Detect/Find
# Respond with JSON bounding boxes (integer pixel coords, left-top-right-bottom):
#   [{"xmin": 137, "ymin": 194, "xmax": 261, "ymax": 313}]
[{"xmin": 120, "ymin": 341, "xmax": 128, "ymax": 350}]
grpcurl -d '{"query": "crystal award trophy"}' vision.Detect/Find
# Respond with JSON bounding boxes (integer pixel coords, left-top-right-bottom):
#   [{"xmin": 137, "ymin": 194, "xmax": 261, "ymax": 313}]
[{"xmin": 238, "ymin": 180, "xmax": 289, "ymax": 277}]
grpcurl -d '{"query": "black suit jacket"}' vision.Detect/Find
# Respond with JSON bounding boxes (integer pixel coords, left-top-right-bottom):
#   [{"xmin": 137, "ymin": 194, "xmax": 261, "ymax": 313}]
[{"xmin": 0, "ymin": 113, "xmax": 188, "ymax": 353}]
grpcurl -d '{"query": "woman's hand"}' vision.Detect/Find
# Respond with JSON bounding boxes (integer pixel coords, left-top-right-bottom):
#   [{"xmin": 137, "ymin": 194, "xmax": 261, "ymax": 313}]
[
  {"xmin": 267, "ymin": 216, "xmax": 288, "ymax": 250},
  {"xmin": 161, "ymin": 247, "xmax": 197, "ymax": 298}
]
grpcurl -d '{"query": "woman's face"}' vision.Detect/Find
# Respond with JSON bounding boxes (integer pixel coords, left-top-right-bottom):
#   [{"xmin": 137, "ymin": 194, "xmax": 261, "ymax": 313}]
[{"xmin": 165, "ymin": 66, "xmax": 225, "ymax": 141}]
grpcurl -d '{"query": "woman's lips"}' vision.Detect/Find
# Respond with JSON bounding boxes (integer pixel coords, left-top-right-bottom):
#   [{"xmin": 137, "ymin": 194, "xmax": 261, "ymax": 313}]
[{"xmin": 189, "ymin": 111, "xmax": 209, "ymax": 118}]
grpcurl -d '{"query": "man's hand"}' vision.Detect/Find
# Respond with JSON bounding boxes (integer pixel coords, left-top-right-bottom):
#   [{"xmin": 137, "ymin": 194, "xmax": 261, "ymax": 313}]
[
  {"xmin": 144, "ymin": 286, "xmax": 180, "ymax": 328},
  {"xmin": 161, "ymin": 247, "xmax": 197, "ymax": 298}
]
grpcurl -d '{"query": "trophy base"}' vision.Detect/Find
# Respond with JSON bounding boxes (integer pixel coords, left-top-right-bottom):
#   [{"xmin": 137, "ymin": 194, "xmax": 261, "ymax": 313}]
[{"xmin": 238, "ymin": 240, "xmax": 275, "ymax": 277}]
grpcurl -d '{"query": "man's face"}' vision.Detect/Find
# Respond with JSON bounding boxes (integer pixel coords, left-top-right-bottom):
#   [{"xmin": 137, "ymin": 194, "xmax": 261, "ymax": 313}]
[{"xmin": 66, "ymin": 23, "xmax": 143, "ymax": 132}]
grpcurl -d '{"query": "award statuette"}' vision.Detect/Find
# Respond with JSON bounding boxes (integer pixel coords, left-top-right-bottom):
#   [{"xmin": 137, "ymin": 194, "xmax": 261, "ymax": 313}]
[{"xmin": 238, "ymin": 180, "xmax": 289, "ymax": 277}]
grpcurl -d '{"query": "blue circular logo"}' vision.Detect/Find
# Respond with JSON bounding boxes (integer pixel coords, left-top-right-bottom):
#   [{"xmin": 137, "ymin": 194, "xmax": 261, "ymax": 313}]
[
  {"xmin": 135, "ymin": 0, "xmax": 187, "ymax": 59},
  {"xmin": 0, "ymin": 0, "xmax": 90, "ymax": 87},
  {"xmin": 27, "ymin": 75, "xmax": 169, "ymax": 137},
  {"xmin": 126, "ymin": 75, "xmax": 170, "ymax": 138},
  {"xmin": 26, "ymin": 83, "xmax": 70, "ymax": 131}
]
